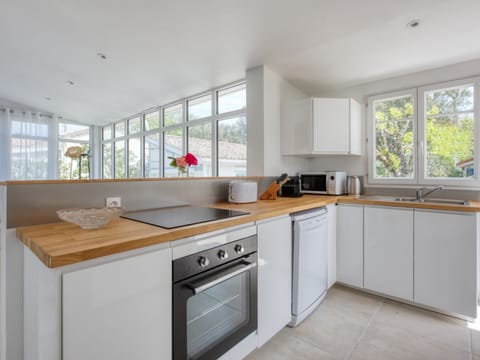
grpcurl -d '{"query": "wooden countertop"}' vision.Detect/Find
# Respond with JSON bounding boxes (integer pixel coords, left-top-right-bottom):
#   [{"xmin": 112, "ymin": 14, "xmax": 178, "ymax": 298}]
[
  {"xmin": 16, "ymin": 194, "xmax": 480, "ymax": 268},
  {"xmin": 16, "ymin": 195, "xmax": 337, "ymax": 268}
]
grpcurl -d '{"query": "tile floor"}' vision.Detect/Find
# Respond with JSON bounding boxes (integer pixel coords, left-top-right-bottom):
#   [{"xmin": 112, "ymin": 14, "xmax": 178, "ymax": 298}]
[{"xmin": 246, "ymin": 285, "xmax": 480, "ymax": 360}]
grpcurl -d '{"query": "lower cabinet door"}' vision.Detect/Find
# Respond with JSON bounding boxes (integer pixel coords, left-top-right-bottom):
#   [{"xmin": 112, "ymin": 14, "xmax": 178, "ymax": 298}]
[
  {"xmin": 364, "ymin": 206, "xmax": 413, "ymax": 301},
  {"xmin": 337, "ymin": 204, "xmax": 364, "ymax": 288},
  {"xmin": 257, "ymin": 216, "xmax": 292, "ymax": 347},
  {"xmin": 62, "ymin": 247, "xmax": 172, "ymax": 360},
  {"xmin": 414, "ymin": 210, "xmax": 477, "ymax": 318}
]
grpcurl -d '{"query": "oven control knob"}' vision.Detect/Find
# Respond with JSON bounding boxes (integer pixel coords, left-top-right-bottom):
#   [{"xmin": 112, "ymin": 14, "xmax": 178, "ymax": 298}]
[
  {"xmin": 234, "ymin": 245, "xmax": 245, "ymax": 254},
  {"xmin": 218, "ymin": 250, "xmax": 229, "ymax": 260},
  {"xmin": 198, "ymin": 256, "xmax": 210, "ymax": 268}
]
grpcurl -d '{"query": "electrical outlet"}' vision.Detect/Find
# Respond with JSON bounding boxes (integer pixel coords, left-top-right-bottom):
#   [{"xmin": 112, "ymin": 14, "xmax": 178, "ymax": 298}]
[{"xmin": 106, "ymin": 197, "xmax": 121, "ymax": 208}]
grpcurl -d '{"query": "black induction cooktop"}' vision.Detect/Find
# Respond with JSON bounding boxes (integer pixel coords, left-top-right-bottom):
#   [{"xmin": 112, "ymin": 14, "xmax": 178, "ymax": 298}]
[{"xmin": 121, "ymin": 205, "xmax": 250, "ymax": 229}]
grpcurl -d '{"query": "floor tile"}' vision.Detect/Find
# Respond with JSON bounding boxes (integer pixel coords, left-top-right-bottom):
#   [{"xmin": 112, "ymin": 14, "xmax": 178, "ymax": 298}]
[
  {"xmin": 471, "ymin": 328, "xmax": 480, "ymax": 356},
  {"xmin": 270, "ymin": 286, "xmax": 382, "ymax": 359},
  {"xmin": 369, "ymin": 300, "xmax": 470, "ymax": 353},
  {"xmin": 349, "ymin": 336, "xmax": 470, "ymax": 360},
  {"xmin": 245, "ymin": 327, "xmax": 337, "ymax": 360},
  {"xmin": 247, "ymin": 285, "xmax": 473, "ymax": 360}
]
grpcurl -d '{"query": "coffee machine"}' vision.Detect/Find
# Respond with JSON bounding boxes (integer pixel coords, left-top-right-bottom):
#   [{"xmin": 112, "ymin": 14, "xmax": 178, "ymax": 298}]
[{"xmin": 280, "ymin": 176, "xmax": 303, "ymax": 197}]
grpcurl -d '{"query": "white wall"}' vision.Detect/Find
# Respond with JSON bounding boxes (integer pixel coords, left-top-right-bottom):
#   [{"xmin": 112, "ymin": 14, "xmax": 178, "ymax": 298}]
[
  {"xmin": 246, "ymin": 67, "xmax": 265, "ymax": 176},
  {"xmin": 0, "ymin": 186, "xmax": 5, "ymax": 360},
  {"xmin": 247, "ymin": 66, "xmax": 307, "ymax": 176},
  {"xmin": 307, "ymin": 58, "xmax": 480, "ymax": 176}
]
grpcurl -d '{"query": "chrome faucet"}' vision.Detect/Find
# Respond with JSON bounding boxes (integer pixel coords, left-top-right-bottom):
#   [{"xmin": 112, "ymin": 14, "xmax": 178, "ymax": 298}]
[{"xmin": 415, "ymin": 186, "xmax": 444, "ymax": 201}]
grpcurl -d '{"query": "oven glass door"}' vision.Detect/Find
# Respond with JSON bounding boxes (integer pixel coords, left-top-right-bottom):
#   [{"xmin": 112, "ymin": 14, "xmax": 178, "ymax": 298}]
[
  {"xmin": 174, "ymin": 254, "xmax": 257, "ymax": 360},
  {"xmin": 301, "ymin": 174, "xmax": 327, "ymax": 193}
]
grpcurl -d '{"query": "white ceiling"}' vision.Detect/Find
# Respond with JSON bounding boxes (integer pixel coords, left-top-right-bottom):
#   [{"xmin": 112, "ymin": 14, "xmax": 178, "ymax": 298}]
[{"xmin": 1, "ymin": 0, "xmax": 480, "ymax": 125}]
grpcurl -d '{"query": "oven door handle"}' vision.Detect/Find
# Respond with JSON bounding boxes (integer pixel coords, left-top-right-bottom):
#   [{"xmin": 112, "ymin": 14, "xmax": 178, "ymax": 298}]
[{"xmin": 187, "ymin": 261, "xmax": 257, "ymax": 294}]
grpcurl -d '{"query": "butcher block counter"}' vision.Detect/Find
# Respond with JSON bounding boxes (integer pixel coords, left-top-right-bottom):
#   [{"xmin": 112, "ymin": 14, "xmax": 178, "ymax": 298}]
[
  {"xmin": 16, "ymin": 194, "xmax": 480, "ymax": 268},
  {"xmin": 16, "ymin": 195, "xmax": 338, "ymax": 268}
]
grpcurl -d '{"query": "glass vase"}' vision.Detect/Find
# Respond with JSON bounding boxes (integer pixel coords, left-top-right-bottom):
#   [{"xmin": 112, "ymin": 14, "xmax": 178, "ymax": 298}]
[{"xmin": 177, "ymin": 167, "xmax": 189, "ymax": 177}]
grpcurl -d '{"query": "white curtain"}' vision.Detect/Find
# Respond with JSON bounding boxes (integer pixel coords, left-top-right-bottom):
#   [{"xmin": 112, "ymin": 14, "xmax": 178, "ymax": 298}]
[
  {"xmin": 0, "ymin": 110, "xmax": 10, "ymax": 181},
  {"xmin": 0, "ymin": 109, "xmax": 53, "ymax": 180}
]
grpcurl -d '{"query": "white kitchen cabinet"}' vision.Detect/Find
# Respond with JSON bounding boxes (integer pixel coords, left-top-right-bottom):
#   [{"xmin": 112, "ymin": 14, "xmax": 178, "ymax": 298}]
[
  {"xmin": 257, "ymin": 215, "xmax": 292, "ymax": 347},
  {"xmin": 62, "ymin": 247, "xmax": 172, "ymax": 360},
  {"xmin": 414, "ymin": 210, "xmax": 477, "ymax": 319},
  {"xmin": 364, "ymin": 206, "xmax": 413, "ymax": 301},
  {"xmin": 337, "ymin": 204, "xmax": 363, "ymax": 288},
  {"xmin": 281, "ymin": 97, "xmax": 362, "ymax": 156},
  {"xmin": 327, "ymin": 204, "xmax": 337, "ymax": 288}
]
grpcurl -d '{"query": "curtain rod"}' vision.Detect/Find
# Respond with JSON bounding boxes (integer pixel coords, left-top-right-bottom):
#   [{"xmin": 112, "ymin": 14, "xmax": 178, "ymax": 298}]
[{"xmin": 0, "ymin": 107, "xmax": 63, "ymax": 120}]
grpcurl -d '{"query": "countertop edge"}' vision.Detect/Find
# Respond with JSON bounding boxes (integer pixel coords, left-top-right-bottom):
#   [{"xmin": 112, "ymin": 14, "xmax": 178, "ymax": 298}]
[{"xmin": 337, "ymin": 198, "xmax": 480, "ymax": 212}]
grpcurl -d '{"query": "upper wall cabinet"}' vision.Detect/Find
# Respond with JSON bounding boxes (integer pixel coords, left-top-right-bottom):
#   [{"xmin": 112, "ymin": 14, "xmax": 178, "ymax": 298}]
[{"xmin": 281, "ymin": 97, "xmax": 362, "ymax": 156}]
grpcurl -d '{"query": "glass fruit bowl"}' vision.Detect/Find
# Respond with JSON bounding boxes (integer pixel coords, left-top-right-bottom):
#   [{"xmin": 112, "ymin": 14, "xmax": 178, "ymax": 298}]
[{"xmin": 56, "ymin": 207, "xmax": 124, "ymax": 229}]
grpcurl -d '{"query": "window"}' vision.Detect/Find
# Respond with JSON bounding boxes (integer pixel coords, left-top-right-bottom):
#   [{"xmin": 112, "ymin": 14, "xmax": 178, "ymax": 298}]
[
  {"xmin": 368, "ymin": 78, "xmax": 479, "ymax": 187},
  {"xmin": 188, "ymin": 123, "xmax": 212, "ymax": 177},
  {"xmin": 58, "ymin": 122, "xmax": 91, "ymax": 179},
  {"xmin": 144, "ymin": 133, "xmax": 160, "ymax": 178},
  {"xmin": 218, "ymin": 116, "xmax": 247, "ymax": 176},
  {"xmin": 128, "ymin": 137, "xmax": 141, "ymax": 178},
  {"xmin": 0, "ymin": 108, "xmax": 92, "ymax": 181},
  {"xmin": 164, "ymin": 104, "xmax": 183, "ymax": 126},
  {"xmin": 115, "ymin": 122, "xmax": 125, "ymax": 137},
  {"xmin": 102, "ymin": 125, "xmax": 112, "ymax": 141},
  {"xmin": 370, "ymin": 91, "xmax": 416, "ymax": 181},
  {"xmin": 103, "ymin": 143, "xmax": 112, "ymax": 179},
  {"xmin": 164, "ymin": 128, "xmax": 184, "ymax": 177},
  {"xmin": 422, "ymin": 84, "xmax": 474, "ymax": 179},
  {"xmin": 188, "ymin": 95, "xmax": 211, "ymax": 121},
  {"xmin": 145, "ymin": 111, "xmax": 160, "ymax": 131},
  {"xmin": 114, "ymin": 140, "xmax": 125, "ymax": 179},
  {"xmin": 217, "ymin": 84, "xmax": 246, "ymax": 114},
  {"xmin": 128, "ymin": 117, "xmax": 141, "ymax": 135},
  {"xmin": 101, "ymin": 81, "xmax": 247, "ymax": 179}
]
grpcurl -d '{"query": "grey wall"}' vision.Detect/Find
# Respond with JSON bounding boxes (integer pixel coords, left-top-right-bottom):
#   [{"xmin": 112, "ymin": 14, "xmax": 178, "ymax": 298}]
[{"xmin": 6, "ymin": 178, "xmax": 274, "ymax": 228}]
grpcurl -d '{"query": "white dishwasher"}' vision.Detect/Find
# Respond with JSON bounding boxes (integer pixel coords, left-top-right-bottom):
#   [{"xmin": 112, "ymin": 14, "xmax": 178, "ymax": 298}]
[{"xmin": 289, "ymin": 207, "xmax": 328, "ymax": 327}]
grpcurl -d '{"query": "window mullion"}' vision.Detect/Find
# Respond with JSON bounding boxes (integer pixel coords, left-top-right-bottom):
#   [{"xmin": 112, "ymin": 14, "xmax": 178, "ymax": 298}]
[{"xmin": 212, "ymin": 89, "xmax": 217, "ymax": 176}]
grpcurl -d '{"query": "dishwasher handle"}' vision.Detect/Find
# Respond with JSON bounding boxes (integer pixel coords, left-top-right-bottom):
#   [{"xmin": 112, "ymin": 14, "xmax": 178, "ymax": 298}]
[
  {"xmin": 295, "ymin": 216, "xmax": 327, "ymax": 233},
  {"xmin": 291, "ymin": 207, "xmax": 327, "ymax": 222}
]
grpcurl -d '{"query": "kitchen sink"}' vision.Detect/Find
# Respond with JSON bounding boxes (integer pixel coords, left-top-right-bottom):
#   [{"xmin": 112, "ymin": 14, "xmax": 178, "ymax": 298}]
[
  {"xmin": 357, "ymin": 195, "xmax": 469, "ymax": 206},
  {"xmin": 394, "ymin": 197, "xmax": 469, "ymax": 205}
]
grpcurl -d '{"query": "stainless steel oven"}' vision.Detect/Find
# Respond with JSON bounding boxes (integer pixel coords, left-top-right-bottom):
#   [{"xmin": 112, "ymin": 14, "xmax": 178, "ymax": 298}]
[{"xmin": 173, "ymin": 234, "xmax": 257, "ymax": 360}]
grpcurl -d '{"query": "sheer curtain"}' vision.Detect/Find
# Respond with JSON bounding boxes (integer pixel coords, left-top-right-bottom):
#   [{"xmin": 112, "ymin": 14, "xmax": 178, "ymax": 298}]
[
  {"xmin": 0, "ymin": 109, "xmax": 10, "ymax": 181},
  {"xmin": 0, "ymin": 108, "xmax": 53, "ymax": 180}
]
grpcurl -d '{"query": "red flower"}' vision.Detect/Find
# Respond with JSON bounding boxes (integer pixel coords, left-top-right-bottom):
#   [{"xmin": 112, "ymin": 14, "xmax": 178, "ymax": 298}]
[{"xmin": 185, "ymin": 152, "xmax": 198, "ymax": 166}]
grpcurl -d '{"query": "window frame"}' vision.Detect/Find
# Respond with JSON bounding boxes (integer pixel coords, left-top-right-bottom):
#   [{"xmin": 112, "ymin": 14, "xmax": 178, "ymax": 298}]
[
  {"xmin": 101, "ymin": 80, "xmax": 247, "ymax": 179},
  {"xmin": 418, "ymin": 78, "xmax": 480, "ymax": 187},
  {"xmin": 367, "ymin": 77, "xmax": 480, "ymax": 188},
  {"xmin": 367, "ymin": 88, "xmax": 418, "ymax": 186}
]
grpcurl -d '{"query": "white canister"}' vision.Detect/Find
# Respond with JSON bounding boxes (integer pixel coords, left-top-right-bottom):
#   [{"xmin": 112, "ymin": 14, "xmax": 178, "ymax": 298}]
[{"xmin": 228, "ymin": 181, "xmax": 258, "ymax": 203}]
